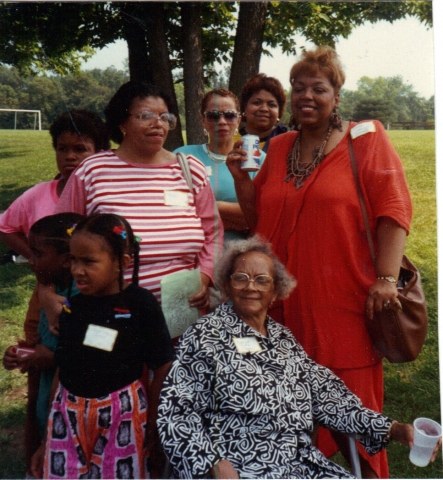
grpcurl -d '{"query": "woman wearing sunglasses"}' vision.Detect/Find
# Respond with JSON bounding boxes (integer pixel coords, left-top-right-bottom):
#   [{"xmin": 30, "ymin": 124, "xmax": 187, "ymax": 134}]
[
  {"xmin": 175, "ymin": 89, "xmax": 265, "ymax": 244},
  {"xmin": 54, "ymin": 81, "xmax": 222, "ymax": 317}
]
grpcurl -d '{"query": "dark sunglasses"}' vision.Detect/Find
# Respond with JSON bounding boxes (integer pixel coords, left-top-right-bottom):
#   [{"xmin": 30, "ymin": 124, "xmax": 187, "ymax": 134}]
[{"xmin": 204, "ymin": 110, "xmax": 239, "ymax": 123}]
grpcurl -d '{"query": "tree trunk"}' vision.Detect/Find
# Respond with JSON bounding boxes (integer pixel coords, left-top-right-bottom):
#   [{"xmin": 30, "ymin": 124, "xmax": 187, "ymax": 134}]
[
  {"xmin": 144, "ymin": 2, "xmax": 184, "ymax": 150},
  {"xmin": 121, "ymin": 4, "xmax": 152, "ymax": 84},
  {"xmin": 229, "ymin": 2, "xmax": 269, "ymax": 98},
  {"xmin": 181, "ymin": 2, "xmax": 205, "ymax": 145}
]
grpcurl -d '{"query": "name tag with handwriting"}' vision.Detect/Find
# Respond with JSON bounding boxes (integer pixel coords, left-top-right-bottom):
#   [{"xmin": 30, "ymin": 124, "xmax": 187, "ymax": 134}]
[
  {"xmin": 83, "ymin": 324, "xmax": 118, "ymax": 352},
  {"xmin": 350, "ymin": 121, "xmax": 376, "ymax": 139},
  {"xmin": 164, "ymin": 190, "xmax": 189, "ymax": 207},
  {"xmin": 233, "ymin": 337, "xmax": 263, "ymax": 354}
]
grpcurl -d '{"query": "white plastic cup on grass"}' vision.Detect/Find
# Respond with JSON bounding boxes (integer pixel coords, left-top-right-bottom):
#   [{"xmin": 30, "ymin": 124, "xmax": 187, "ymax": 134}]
[{"xmin": 409, "ymin": 418, "xmax": 441, "ymax": 467}]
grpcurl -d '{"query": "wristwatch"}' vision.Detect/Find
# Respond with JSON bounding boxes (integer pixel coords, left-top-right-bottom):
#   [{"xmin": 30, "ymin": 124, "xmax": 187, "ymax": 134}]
[{"xmin": 377, "ymin": 275, "xmax": 397, "ymax": 283}]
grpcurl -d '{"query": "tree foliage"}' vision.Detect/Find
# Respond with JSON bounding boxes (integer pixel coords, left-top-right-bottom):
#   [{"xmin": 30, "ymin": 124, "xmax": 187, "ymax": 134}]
[
  {"xmin": 339, "ymin": 75, "xmax": 434, "ymax": 126},
  {"xmin": 259, "ymin": 1, "xmax": 432, "ymax": 60},
  {"xmin": 0, "ymin": 63, "xmax": 433, "ymax": 133},
  {"xmin": 0, "ymin": 65, "xmax": 128, "ymax": 129},
  {"xmin": 0, "ymin": 1, "xmax": 433, "ymax": 144}
]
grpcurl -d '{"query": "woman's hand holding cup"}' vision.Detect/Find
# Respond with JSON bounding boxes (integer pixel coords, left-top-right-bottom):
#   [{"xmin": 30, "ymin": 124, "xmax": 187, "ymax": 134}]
[{"xmin": 226, "ymin": 140, "xmax": 250, "ymax": 181}]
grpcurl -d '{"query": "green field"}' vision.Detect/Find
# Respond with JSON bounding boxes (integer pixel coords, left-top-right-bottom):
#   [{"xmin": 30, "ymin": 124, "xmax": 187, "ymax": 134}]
[{"xmin": 0, "ymin": 129, "xmax": 440, "ymax": 478}]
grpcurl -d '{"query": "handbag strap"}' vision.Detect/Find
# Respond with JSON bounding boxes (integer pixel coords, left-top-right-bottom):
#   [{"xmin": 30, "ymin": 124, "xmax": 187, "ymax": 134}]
[
  {"xmin": 348, "ymin": 137, "xmax": 377, "ymax": 266},
  {"xmin": 177, "ymin": 152, "xmax": 193, "ymax": 192}
]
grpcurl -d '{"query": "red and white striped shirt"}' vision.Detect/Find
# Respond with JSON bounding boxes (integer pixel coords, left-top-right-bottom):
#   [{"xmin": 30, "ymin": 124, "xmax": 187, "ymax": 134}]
[{"xmin": 56, "ymin": 151, "xmax": 223, "ymax": 302}]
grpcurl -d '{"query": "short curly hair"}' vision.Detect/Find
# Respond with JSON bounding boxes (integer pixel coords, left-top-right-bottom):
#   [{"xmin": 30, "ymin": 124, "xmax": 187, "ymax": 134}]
[
  {"xmin": 240, "ymin": 74, "xmax": 286, "ymax": 118},
  {"xmin": 200, "ymin": 89, "xmax": 240, "ymax": 116},
  {"xmin": 49, "ymin": 110, "xmax": 110, "ymax": 152},
  {"xmin": 104, "ymin": 81, "xmax": 176, "ymax": 144},
  {"xmin": 219, "ymin": 235, "xmax": 296, "ymax": 300},
  {"xmin": 289, "ymin": 46, "xmax": 346, "ymax": 93}
]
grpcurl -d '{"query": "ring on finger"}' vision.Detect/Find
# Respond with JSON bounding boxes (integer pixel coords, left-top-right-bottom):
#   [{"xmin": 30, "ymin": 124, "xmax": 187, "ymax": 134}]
[{"xmin": 383, "ymin": 301, "xmax": 391, "ymax": 309}]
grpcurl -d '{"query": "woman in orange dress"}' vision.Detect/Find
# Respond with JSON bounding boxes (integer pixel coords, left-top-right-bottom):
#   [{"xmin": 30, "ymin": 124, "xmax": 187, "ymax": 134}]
[{"xmin": 227, "ymin": 46, "xmax": 412, "ymax": 478}]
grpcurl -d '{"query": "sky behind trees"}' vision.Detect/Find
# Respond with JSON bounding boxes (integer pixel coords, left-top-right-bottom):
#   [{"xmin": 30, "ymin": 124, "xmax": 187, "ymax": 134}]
[{"xmin": 83, "ymin": 15, "xmax": 435, "ymax": 99}]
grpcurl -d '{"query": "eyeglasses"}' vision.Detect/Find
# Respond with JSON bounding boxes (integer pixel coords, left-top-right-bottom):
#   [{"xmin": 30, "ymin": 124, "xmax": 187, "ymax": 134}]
[
  {"xmin": 230, "ymin": 273, "xmax": 274, "ymax": 291},
  {"xmin": 128, "ymin": 111, "xmax": 177, "ymax": 129},
  {"xmin": 204, "ymin": 110, "xmax": 239, "ymax": 123}
]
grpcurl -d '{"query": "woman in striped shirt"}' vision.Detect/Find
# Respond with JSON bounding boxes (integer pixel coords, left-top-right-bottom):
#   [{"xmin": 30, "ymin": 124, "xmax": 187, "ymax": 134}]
[{"xmin": 53, "ymin": 82, "xmax": 222, "ymax": 317}]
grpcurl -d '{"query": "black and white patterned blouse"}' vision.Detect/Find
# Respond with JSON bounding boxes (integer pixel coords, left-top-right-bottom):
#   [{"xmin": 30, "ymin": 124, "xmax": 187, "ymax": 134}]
[{"xmin": 157, "ymin": 303, "xmax": 393, "ymax": 479}]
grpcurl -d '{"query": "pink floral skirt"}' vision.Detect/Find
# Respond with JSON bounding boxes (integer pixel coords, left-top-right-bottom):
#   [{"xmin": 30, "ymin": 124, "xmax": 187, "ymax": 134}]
[{"xmin": 43, "ymin": 380, "xmax": 149, "ymax": 479}]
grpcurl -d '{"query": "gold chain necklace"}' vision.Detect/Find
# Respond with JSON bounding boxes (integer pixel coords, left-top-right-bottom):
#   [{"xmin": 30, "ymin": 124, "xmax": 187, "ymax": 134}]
[{"xmin": 285, "ymin": 125, "xmax": 334, "ymax": 189}]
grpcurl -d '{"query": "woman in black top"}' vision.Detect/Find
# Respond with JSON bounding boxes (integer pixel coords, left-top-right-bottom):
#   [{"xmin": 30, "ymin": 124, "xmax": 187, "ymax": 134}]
[{"xmin": 237, "ymin": 73, "xmax": 288, "ymax": 152}]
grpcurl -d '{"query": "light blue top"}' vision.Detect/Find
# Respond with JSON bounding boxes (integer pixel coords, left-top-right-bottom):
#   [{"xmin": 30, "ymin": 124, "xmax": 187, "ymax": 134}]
[{"xmin": 174, "ymin": 144, "xmax": 265, "ymax": 243}]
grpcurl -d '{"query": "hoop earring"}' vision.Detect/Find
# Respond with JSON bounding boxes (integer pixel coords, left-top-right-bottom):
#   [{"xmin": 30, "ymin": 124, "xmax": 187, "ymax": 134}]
[
  {"xmin": 234, "ymin": 129, "xmax": 239, "ymax": 135},
  {"xmin": 330, "ymin": 107, "xmax": 343, "ymax": 132},
  {"xmin": 289, "ymin": 115, "xmax": 301, "ymax": 131}
]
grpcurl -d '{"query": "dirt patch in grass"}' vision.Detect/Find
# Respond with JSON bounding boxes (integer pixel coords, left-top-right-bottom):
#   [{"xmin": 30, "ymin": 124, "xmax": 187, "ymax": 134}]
[
  {"xmin": 1, "ymin": 423, "xmax": 25, "ymax": 454},
  {"xmin": 4, "ymin": 384, "xmax": 27, "ymax": 403}
]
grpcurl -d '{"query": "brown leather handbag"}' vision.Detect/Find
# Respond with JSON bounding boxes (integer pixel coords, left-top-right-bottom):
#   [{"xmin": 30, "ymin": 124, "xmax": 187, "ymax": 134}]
[{"xmin": 349, "ymin": 138, "xmax": 428, "ymax": 363}]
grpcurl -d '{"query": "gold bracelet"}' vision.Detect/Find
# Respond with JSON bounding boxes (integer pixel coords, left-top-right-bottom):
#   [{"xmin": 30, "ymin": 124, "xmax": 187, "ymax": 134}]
[
  {"xmin": 377, "ymin": 275, "xmax": 397, "ymax": 283},
  {"xmin": 386, "ymin": 420, "xmax": 398, "ymax": 441}
]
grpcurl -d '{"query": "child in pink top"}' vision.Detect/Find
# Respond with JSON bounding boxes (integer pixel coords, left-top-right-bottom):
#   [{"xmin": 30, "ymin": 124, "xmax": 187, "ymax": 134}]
[
  {"xmin": 1, "ymin": 110, "xmax": 109, "ymax": 478},
  {"xmin": 0, "ymin": 110, "xmax": 110, "ymax": 260}
]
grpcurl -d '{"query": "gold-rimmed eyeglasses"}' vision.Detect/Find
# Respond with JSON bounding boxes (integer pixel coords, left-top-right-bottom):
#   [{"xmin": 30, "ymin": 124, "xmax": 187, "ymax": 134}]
[
  {"xmin": 230, "ymin": 273, "xmax": 274, "ymax": 291},
  {"xmin": 128, "ymin": 111, "xmax": 177, "ymax": 129}
]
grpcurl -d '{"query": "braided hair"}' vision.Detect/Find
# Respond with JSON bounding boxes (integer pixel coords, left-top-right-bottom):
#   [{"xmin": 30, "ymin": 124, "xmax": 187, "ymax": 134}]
[{"xmin": 72, "ymin": 213, "xmax": 140, "ymax": 291}]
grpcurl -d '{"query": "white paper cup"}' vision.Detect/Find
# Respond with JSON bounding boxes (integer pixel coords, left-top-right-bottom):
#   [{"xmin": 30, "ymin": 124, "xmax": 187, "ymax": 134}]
[{"xmin": 409, "ymin": 417, "xmax": 442, "ymax": 467}]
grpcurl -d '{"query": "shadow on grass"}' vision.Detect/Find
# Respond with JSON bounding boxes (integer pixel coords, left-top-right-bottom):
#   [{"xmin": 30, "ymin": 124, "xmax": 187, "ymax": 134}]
[
  {"xmin": 0, "ymin": 287, "xmax": 29, "ymax": 309},
  {"xmin": 0, "ymin": 288, "xmax": 32, "ymax": 310},
  {"xmin": 0, "ymin": 151, "xmax": 27, "ymax": 161},
  {"xmin": 0, "ymin": 403, "xmax": 26, "ymax": 479},
  {"xmin": 0, "ymin": 264, "xmax": 35, "ymax": 310},
  {"xmin": 0, "ymin": 183, "xmax": 36, "ymax": 212}
]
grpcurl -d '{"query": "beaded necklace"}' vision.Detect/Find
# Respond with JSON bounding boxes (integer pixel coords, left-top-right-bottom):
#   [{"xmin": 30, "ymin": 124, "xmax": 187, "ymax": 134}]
[
  {"xmin": 285, "ymin": 125, "xmax": 333, "ymax": 189},
  {"xmin": 203, "ymin": 144, "xmax": 227, "ymax": 164}
]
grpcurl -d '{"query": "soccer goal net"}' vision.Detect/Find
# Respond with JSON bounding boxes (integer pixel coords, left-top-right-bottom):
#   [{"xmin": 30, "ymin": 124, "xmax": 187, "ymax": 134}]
[{"xmin": 0, "ymin": 108, "xmax": 42, "ymax": 130}]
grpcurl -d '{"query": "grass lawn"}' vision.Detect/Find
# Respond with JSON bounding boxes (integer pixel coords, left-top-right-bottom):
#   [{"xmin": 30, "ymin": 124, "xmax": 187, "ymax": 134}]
[{"xmin": 0, "ymin": 129, "xmax": 441, "ymax": 478}]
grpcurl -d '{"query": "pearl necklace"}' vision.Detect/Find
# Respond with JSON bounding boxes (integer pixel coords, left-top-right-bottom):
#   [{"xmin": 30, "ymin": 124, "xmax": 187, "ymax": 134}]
[
  {"xmin": 285, "ymin": 125, "xmax": 334, "ymax": 189},
  {"xmin": 203, "ymin": 144, "xmax": 227, "ymax": 164}
]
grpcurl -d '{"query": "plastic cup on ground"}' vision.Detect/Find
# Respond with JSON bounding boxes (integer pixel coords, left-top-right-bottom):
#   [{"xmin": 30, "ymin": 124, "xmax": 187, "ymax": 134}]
[{"xmin": 409, "ymin": 417, "xmax": 442, "ymax": 467}]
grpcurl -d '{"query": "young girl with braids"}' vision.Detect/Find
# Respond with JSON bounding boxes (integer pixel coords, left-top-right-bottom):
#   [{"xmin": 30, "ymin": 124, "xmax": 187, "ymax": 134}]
[{"xmin": 31, "ymin": 213, "xmax": 174, "ymax": 479}]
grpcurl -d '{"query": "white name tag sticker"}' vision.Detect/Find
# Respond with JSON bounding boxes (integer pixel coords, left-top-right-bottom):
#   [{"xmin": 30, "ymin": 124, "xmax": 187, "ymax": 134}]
[
  {"xmin": 350, "ymin": 121, "xmax": 376, "ymax": 139},
  {"xmin": 205, "ymin": 165, "xmax": 213, "ymax": 177},
  {"xmin": 164, "ymin": 190, "xmax": 189, "ymax": 207},
  {"xmin": 83, "ymin": 324, "xmax": 118, "ymax": 352},
  {"xmin": 233, "ymin": 337, "xmax": 263, "ymax": 354}
]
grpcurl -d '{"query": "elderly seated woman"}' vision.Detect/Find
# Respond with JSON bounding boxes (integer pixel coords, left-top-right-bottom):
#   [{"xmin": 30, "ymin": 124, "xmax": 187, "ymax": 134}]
[{"xmin": 157, "ymin": 236, "xmax": 438, "ymax": 479}]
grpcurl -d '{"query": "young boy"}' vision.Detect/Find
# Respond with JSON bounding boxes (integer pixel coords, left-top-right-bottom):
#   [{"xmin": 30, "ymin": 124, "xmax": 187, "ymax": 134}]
[
  {"xmin": 1, "ymin": 110, "xmax": 109, "ymax": 477},
  {"xmin": 4, "ymin": 213, "xmax": 83, "ymax": 436}
]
